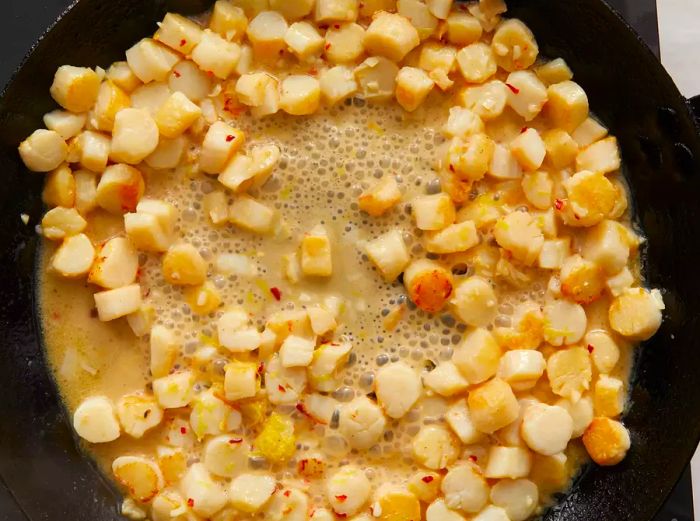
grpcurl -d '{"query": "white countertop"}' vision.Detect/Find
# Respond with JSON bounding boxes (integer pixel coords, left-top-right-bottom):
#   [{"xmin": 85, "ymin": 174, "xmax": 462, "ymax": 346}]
[{"xmin": 658, "ymin": 2, "xmax": 700, "ymax": 516}]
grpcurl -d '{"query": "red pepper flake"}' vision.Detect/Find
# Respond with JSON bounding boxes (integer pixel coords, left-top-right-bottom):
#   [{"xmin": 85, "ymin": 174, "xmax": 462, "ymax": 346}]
[
  {"xmin": 325, "ymin": 43, "xmax": 332, "ymax": 50},
  {"xmin": 506, "ymin": 83, "xmax": 520, "ymax": 94},
  {"xmin": 278, "ymin": 384, "xmax": 287, "ymax": 393},
  {"xmin": 335, "ymin": 495, "xmax": 348, "ymax": 502},
  {"xmin": 554, "ymin": 199, "xmax": 564, "ymax": 211},
  {"xmin": 173, "ymin": 70, "xmax": 181, "ymax": 78},
  {"xmin": 520, "ymin": 127, "xmax": 528, "ymax": 134},
  {"xmin": 319, "ymin": 24, "xmax": 329, "ymax": 30},
  {"xmin": 336, "ymin": 514, "xmax": 347, "ymax": 519},
  {"xmin": 448, "ymin": 163, "xmax": 455, "ymax": 173},
  {"xmin": 333, "ymin": 24, "xmax": 341, "ymax": 29},
  {"xmin": 299, "ymin": 459, "xmax": 308, "ymax": 472},
  {"xmin": 468, "ymin": 455, "xmax": 478, "ymax": 462},
  {"xmin": 226, "ymin": 134, "xmax": 235, "ymax": 142},
  {"xmin": 587, "ymin": 344, "xmax": 595, "ymax": 353},
  {"xmin": 187, "ymin": 498, "xmax": 194, "ymax": 507},
  {"xmin": 228, "ymin": 437, "xmax": 243, "ymax": 444},
  {"xmin": 308, "ymin": 67, "xmax": 318, "ymax": 76},
  {"xmin": 180, "ymin": 427, "xmax": 187, "ymax": 434},
  {"xmin": 270, "ymin": 287, "xmax": 282, "ymax": 301},
  {"xmin": 421, "ymin": 475, "xmax": 434, "ymax": 483},
  {"xmin": 284, "ymin": 490, "xmax": 291, "ymax": 497},
  {"xmin": 180, "ymin": 39, "xmax": 187, "ymax": 47},
  {"xmin": 206, "ymin": 70, "xmax": 214, "ymax": 77},
  {"xmin": 257, "ymin": 362, "xmax": 265, "ymax": 375}
]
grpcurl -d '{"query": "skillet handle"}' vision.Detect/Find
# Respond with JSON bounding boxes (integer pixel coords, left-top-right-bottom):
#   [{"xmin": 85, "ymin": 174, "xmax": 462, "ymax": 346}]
[{"xmin": 689, "ymin": 95, "xmax": 700, "ymax": 125}]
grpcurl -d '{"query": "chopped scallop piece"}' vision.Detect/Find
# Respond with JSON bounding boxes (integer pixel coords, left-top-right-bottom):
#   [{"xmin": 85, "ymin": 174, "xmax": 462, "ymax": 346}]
[
  {"xmin": 459, "ymin": 80, "xmax": 508, "ymax": 121},
  {"xmin": 229, "ymin": 472, "xmax": 276, "ymax": 512},
  {"xmin": 571, "ymin": 117, "xmax": 608, "ymax": 148},
  {"xmin": 505, "ymin": 71, "xmax": 547, "ymax": 121},
  {"xmin": 443, "ymin": 107, "xmax": 484, "ymax": 138},
  {"xmin": 560, "ymin": 254, "xmax": 605, "ymax": 304},
  {"xmin": 180, "ymin": 463, "xmax": 228, "ymax": 517},
  {"xmin": 447, "ymin": 134, "xmax": 494, "ymax": 181},
  {"xmin": 151, "ymin": 490, "xmax": 187, "ymax": 521},
  {"xmin": 419, "ymin": 42, "xmax": 456, "ymax": 76},
  {"xmin": 315, "ymin": 0, "xmax": 359, "ymax": 23},
  {"xmin": 88, "ymin": 237, "xmax": 138, "ymax": 289},
  {"xmin": 117, "ymin": 393, "xmax": 163, "ymax": 438},
  {"xmin": 359, "ymin": 175, "xmax": 401, "ymax": 217},
  {"xmin": 594, "ymin": 375, "xmax": 625, "ymax": 417},
  {"xmin": 184, "ymin": 281, "xmax": 222, "ymax": 314},
  {"xmin": 545, "ymin": 81, "xmax": 589, "ymax": 132},
  {"xmin": 408, "ymin": 471, "xmax": 442, "ymax": 503},
  {"xmin": 150, "ymin": 325, "xmax": 178, "ymax": 378},
  {"xmin": 270, "ymin": 0, "xmax": 314, "ymax": 20},
  {"xmin": 521, "ymin": 170, "xmax": 553, "ymax": 209},
  {"xmin": 543, "ymin": 299, "xmax": 586, "ymax": 346},
  {"xmin": 556, "ymin": 395, "xmax": 594, "ymax": 438},
  {"xmin": 266, "ymin": 488, "xmax": 309, "ymax": 521},
  {"xmin": 209, "ymin": 1, "xmax": 248, "ymax": 40},
  {"xmin": 279, "ymin": 335, "xmax": 316, "ymax": 367},
  {"xmin": 395, "ymin": 66, "xmax": 434, "ymax": 112},
  {"xmin": 202, "ymin": 127, "xmax": 245, "ymax": 175},
  {"xmin": 412, "ymin": 193, "xmax": 455, "ymax": 230},
  {"xmin": 472, "ymin": 505, "xmax": 510, "ymax": 521},
  {"xmin": 468, "ymin": 377, "xmax": 519, "ymax": 433},
  {"xmin": 497, "ymin": 350, "xmax": 546, "ymax": 388},
  {"xmin": 247, "ymin": 11, "xmax": 289, "ymax": 60},
  {"xmin": 130, "ymin": 82, "xmax": 171, "ymax": 115},
  {"xmin": 521, "ymin": 403, "xmax": 573, "ymax": 455},
  {"xmin": 404, "ymin": 259, "xmax": 454, "ymax": 314},
  {"xmin": 510, "ymin": 128, "xmax": 546, "ymax": 171},
  {"xmin": 308, "ymin": 341, "xmax": 352, "ymax": 392},
  {"xmin": 285, "ymin": 21, "xmax": 324, "ymax": 60},
  {"xmin": 374, "ymin": 485, "xmax": 421, "ymax": 521},
  {"xmin": 190, "ymin": 388, "xmax": 236, "ymax": 439},
  {"xmin": 44, "ymin": 110, "xmax": 87, "ymax": 140},
  {"xmin": 127, "ymin": 304, "xmax": 155, "ymax": 337},
  {"xmin": 219, "ymin": 154, "xmax": 256, "ymax": 192},
  {"xmin": 192, "ymin": 29, "xmax": 241, "ymax": 79},
  {"xmin": 324, "ymin": 23, "xmax": 365, "ymax": 64},
  {"xmin": 229, "ymin": 196, "xmax": 276, "ymax": 234},
  {"xmin": 576, "ymin": 136, "xmax": 621, "ymax": 174},
  {"xmin": 412, "ymin": 424, "xmax": 459, "ymax": 470},
  {"xmin": 124, "ymin": 213, "xmax": 171, "ymax": 252},
  {"xmin": 446, "ymin": 400, "xmax": 484, "ymax": 444},
  {"xmin": 94, "ymin": 284, "xmax": 142, "ymax": 321},
  {"xmin": 319, "ymin": 65, "xmax": 358, "ymax": 105},
  {"xmin": 450, "ymin": 276, "xmax": 497, "ymax": 327},
  {"xmin": 426, "ymin": 498, "xmax": 467, "ymax": 521},
  {"xmin": 110, "ymin": 108, "xmax": 159, "ymax": 164},
  {"xmin": 376, "ymin": 362, "xmax": 422, "ymax": 418},
  {"xmin": 93, "ymin": 80, "xmax": 131, "ymax": 132},
  {"xmin": 562, "ymin": 169, "xmax": 618, "ymax": 227},
  {"xmin": 441, "ymin": 464, "xmax": 489, "ymax": 513},
  {"xmin": 301, "ymin": 393, "xmax": 338, "ymax": 425},
  {"xmin": 398, "ymin": 0, "xmax": 438, "ymax": 39},
  {"xmin": 301, "ymin": 225, "xmax": 333, "ymax": 276},
  {"xmin": 609, "ymin": 288, "xmax": 664, "ymax": 340},
  {"xmin": 218, "ymin": 307, "xmax": 259, "ymax": 352},
  {"xmin": 425, "ymin": 220, "xmax": 479, "ymax": 255},
  {"xmin": 546, "ymin": 347, "xmax": 592, "ymax": 402},
  {"xmin": 95, "ymin": 164, "xmax": 145, "ymax": 214},
  {"xmin": 126, "ymin": 39, "xmax": 180, "ymax": 83},
  {"xmin": 18, "ymin": 129, "xmax": 68, "ymax": 172},
  {"xmin": 145, "ymin": 136, "xmax": 186, "ymax": 169},
  {"xmin": 280, "ymin": 75, "xmax": 321, "ymax": 115},
  {"xmin": 542, "ymin": 129, "xmax": 578, "ymax": 169},
  {"xmin": 112, "ymin": 456, "xmax": 164, "ymax": 503},
  {"xmin": 581, "ymin": 220, "xmax": 631, "ymax": 275},
  {"xmin": 423, "ymin": 361, "xmax": 469, "ymax": 397},
  {"xmin": 354, "ymin": 57, "xmax": 399, "ymax": 101},
  {"xmin": 456, "ymin": 42, "xmax": 496, "ymax": 84},
  {"xmin": 327, "ymin": 465, "xmax": 371, "ymax": 515},
  {"xmin": 536, "ymin": 58, "xmax": 573, "ymax": 85},
  {"xmin": 42, "ymin": 165, "xmax": 76, "ymax": 209},
  {"xmin": 168, "ymin": 60, "xmax": 212, "ymax": 102},
  {"xmin": 365, "ymin": 230, "xmax": 411, "ymax": 282},
  {"xmin": 306, "ymin": 305, "xmax": 337, "ymax": 336},
  {"xmin": 491, "ymin": 19, "xmax": 538, "ymax": 71},
  {"xmin": 364, "ymin": 13, "xmax": 419, "ymax": 61},
  {"xmin": 266, "ymin": 354, "xmax": 307, "ymax": 404},
  {"xmin": 152, "ymin": 371, "xmax": 194, "ymax": 409},
  {"xmin": 582, "ymin": 417, "xmax": 630, "ymax": 466},
  {"xmin": 107, "ymin": 62, "xmax": 141, "ymax": 93},
  {"xmin": 490, "ymin": 479, "xmax": 538, "ymax": 521},
  {"xmin": 154, "ymin": 13, "xmax": 204, "ymax": 54},
  {"xmin": 453, "ymin": 328, "xmax": 500, "ymax": 384},
  {"xmin": 484, "ymin": 446, "xmax": 532, "ymax": 479},
  {"xmin": 224, "ymin": 361, "xmax": 258, "ymax": 401},
  {"xmin": 203, "ymin": 435, "xmax": 249, "ymax": 478},
  {"xmin": 446, "ymin": 12, "xmax": 482, "ymax": 45},
  {"xmin": 585, "ymin": 330, "xmax": 620, "ymax": 374},
  {"xmin": 154, "ymin": 91, "xmax": 202, "ymax": 138},
  {"xmin": 494, "ymin": 211, "xmax": 543, "ymax": 266},
  {"xmin": 488, "ymin": 143, "xmax": 522, "ymax": 180},
  {"xmin": 162, "ymin": 243, "xmax": 208, "ymax": 286},
  {"xmin": 338, "ymin": 396, "xmax": 386, "ymax": 449},
  {"xmin": 50, "ymin": 65, "xmax": 100, "ymax": 112},
  {"xmin": 51, "ymin": 233, "xmax": 95, "ymax": 278},
  {"xmin": 73, "ymin": 396, "xmax": 121, "ymax": 443}
]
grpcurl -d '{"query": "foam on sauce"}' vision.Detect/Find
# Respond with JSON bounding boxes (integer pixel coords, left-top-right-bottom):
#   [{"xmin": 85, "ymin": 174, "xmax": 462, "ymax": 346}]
[{"xmin": 40, "ymin": 96, "xmax": 635, "ymax": 513}]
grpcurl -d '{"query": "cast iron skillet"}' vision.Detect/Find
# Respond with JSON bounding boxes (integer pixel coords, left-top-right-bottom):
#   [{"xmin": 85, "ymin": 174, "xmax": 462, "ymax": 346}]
[{"xmin": 1, "ymin": 0, "xmax": 699, "ymax": 519}]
